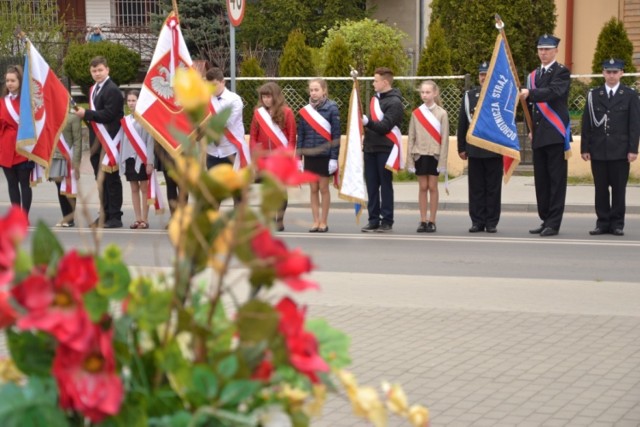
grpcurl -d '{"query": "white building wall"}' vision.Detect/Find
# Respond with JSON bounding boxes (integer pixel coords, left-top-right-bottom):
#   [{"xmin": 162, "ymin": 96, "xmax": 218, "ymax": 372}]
[{"xmin": 86, "ymin": 0, "xmax": 112, "ymax": 28}]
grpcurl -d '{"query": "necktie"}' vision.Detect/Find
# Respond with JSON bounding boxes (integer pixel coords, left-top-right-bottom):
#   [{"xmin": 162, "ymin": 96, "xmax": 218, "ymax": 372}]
[
  {"xmin": 609, "ymin": 89, "xmax": 614, "ymax": 99},
  {"xmin": 93, "ymin": 84, "xmax": 101, "ymax": 101}
]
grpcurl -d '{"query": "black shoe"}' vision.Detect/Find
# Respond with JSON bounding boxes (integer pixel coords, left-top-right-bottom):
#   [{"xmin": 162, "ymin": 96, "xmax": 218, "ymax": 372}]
[
  {"xmin": 417, "ymin": 222, "xmax": 428, "ymax": 232},
  {"xmin": 103, "ymin": 219, "xmax": 123, "ymax": 229},
  {"xmin": 485, "ymin": 226, "xmax": 497, "ymax": 233},
  {"xmin": 62, "ymin": 220, "xmax": 75, "ymax": 228},
  {"xmin": 377, "ymin": 223, "xmax": 392, "ymax": 232},
  {"xmin": 611, "ymin": 228, "xmax": 624, "ymax": 236},
  {"xmin": 426, "ymin": 222, "xmax": 436, "ymax": 233},
  {"xmin": 589, "ymin": 227, "xmax": 607, "ymax": 236},
  {"xmin": 361, "ymin": 223, "xmax": 379, "ymax": 232},
  {"xmin": 469, "ymin": 224, "xmax": 484, "ymax": 233},
  {"xmin": 540, "ymin": 227, "xmax": 558, "ymax": 237},
  {"xmin": 529, "ymin": 225, "xmax": 544, "ymax": 234}
]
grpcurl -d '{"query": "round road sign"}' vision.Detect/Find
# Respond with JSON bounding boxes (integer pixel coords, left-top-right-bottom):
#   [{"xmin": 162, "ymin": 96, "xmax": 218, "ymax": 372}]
[{"xmin": 227, "ymin": 0, "xmax": 245, "ymax": 27}]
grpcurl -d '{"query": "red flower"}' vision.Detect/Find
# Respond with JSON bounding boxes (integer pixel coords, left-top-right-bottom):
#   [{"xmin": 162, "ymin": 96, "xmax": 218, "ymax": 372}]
[
  {"xmin": 12, "ymin": 251, "xmax": 99, "ymax": 351},
  {"xmin": 256, "ymin": 150, "xmax": 318, "ymax": 186},
  {"xmin": 251, "ymin": 228, "xmax": 318, "ymax": 292},
  {"xmin": 275, "ymin": 297, "xmax": 329, "ymax": 383},
  {"xmin": 53, "ymin": 324, "xmax": 123, "ymax": 422},
  {"xmin": 252, "ymin": 358, "xmax": 274, "ymax": 382},
  {"xmin": 0, "ymin": 206, "xmax": 29, "ymax": 288},
  {"xmin": 0, "ymin": 290, "xmax": 17, "ymax": 328}
]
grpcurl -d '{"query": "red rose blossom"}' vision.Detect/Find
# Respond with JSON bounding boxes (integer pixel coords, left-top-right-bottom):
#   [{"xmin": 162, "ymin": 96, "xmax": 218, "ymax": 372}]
[
  {"xmin": 0, "ymin": 206, "xmax": 29, "ymax": 288},
  {"xmin": 53, "ymin": 324, "xmax": 123, "ymax": 422},
  {"xmin": 0, "ymin": 291, "xmax": 17, "ymax": 328},
  {"xmin": 256, "ymin": 150, "xmax": 318, "ymax": 186}
]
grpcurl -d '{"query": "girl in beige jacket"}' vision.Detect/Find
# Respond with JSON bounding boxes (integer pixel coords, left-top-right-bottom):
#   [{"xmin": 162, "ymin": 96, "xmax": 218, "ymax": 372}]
[{"xmin": 407, "ymin": 80, "xmax": 449, "ymax": 232}]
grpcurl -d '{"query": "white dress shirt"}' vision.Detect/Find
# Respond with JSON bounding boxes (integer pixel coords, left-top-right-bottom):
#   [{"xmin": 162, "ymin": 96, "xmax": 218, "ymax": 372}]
[{"xmin": 207, "ymin": 87, "xmax": 244, "ymax": 158}]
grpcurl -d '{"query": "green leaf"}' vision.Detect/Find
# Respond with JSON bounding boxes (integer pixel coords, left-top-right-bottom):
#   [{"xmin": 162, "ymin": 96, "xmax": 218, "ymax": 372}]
[
  {"xmin": 190, "ymin": 365, "xmax": 219, "ymax": 402},
  {"xmin": 259, "ymin": 175, "xmax": 287, "ymax": 215},
  {"xmin": 236, "ymin": 300, "xmax": 279, "ymax": 344},
  {"xmin": 31, "ymin": 221, "xmax": 63, "ymax": 266},
  {"xmin": 6, "ymin": 329, "xmax": 55, "ymax": 377},
  {"xmin": 95, "ymin": 392, "xmax": 147, "ymax": 427},
  {"xmin": 218, "ymin": 380, "xmax": 261, "ymax": 407},
  {"xmin": 13, "ymin": 248, "xmax": 33, "ymax": 275},
  {"xmin": 148, "ymin": 411, "xmax": 192, "ymax": 427},
  {"xmin": 0, "ymin": 377, "xmax": 69, "ymax": 427},
  {"xmin": 216, "ymin": 354, "xmax": 238, "ymax": 380},
  {"xmin": 83, "ymin": 289, "xmax": 110, "ymax": 322},
  {"xmin": 192, "ymin": 406, "xmax": 257, "ymax": 427},
  {"xmin": 96, "ymin": 258, "xmax": 131, "ymax": 300},
  {"xmin": 128, "ymin": 279, "xmax": 172, "ymax": 331},
  {"xmin": 305, "ymin": 318, "xmax": 351, "ymax": 369}
]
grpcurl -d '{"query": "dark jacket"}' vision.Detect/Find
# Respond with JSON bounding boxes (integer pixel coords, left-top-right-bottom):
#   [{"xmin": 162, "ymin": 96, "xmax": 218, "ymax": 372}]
[
  {"xmin": 457, "ymin": 87, "xmax": 500, "ymax": 159},
  {"xmin": 84, "ymin": 77, "xmax": 124, "ymax": 151},
  {"xmin": 296, "ymin": 99, "xmax": 341, "ymax": 160},
  {"xmin": 526, "ymin": 62, "xmax": 571, "ymax": 149},
  {"xmin": 363, "ymin": 88, "xmax": 404, "ymax": 153},
  {"xmin": 581, "ymin": 84, "xmax": 640, "ymax": 160}
]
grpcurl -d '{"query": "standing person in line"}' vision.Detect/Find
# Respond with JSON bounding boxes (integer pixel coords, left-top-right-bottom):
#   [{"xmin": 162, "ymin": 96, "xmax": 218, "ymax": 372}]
[
  {"xmin": 49, "ymin": 108, "xmax": 82, "ymax": 227},
  {"xmin": 581, "ymin": 58, "xmax": 640, "ymax": 237},
  {"xmin": 120, "ymin": 90, "xmax": 154, "ymax": 229},
  {"xmin": 249, "ymin": 82, "xmax": 296, "ymax": 231},
  {"xmin": 204, "ymin": 67, "xmax": 247, "ymax": 171},
  {"xmin": 0, "ymin": 65, "xmax": 34, "ymax": 215},
  {"xmin": 74, "ymin": 56, "xmax": 125, "ymax": 228},
  {"xmin": 361, "ymin": 67, "xmax": 404, "ymax": 233},
  {"xmin": 297, "ymin": 78, "xmax": 341, "ymax": 233},
  {"xmin": 155, "ymin": 144, "xmax": 184, "ymax": 217},
  {"xmin": 457, "ymin": 62, "xmax": 503, "ymax": 233},
  {"xmin": 519, "ymin": 34, "xmax": 570, "ymax": 237},
  {"xmin": 406, "ymin": 80, "xmax": 449, "ymax": 233}
]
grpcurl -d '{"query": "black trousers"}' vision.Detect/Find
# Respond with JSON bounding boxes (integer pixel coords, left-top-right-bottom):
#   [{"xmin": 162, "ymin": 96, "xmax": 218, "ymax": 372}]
[
  {"xmin": 364, "ymin": 151, "xmax": 394, "ymax": 226},
  {"xmin": 468, "ymin": 156, "xmax": 503, "ymax": 228},
  {"xmin": 591, "ymin": 159, "xmax": 629, "ymax": 231},
  {"xmin": 2, "ymin": 165, "xmax": 32, "ymax": 213},
  {"xmin": 54, "ymin": 180, "xmax": 75, "ymax": 219},
  {"xmin": 90, "ymin": 150, "xmax": 123, "ymax": 221},
  {"xmin": 533, "ymin": 144, "xmax": 567, "ymax": 230}
]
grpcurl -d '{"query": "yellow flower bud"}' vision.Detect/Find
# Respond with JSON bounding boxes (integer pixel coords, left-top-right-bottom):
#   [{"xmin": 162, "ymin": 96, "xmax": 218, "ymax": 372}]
[
  {"xmin": 0, "ymin": 359, "xmax": 24, "ymax": 384},
  {"xmin": 168, "ymin": 204, "xmax": 193, "ymax": 245},
  {"xmin": 304, "ymin": 384, "xmax": 327, "ymax": 418},
  {"xmin": 208, "ymin": 163, "xmax": 246, "ymax": 192},
  {"xmin": 408, "ymin": 404, "xmax": 430, "ymax": 427},
  {"xmin": 279, "ymin": 384, "xmax": 308, "ymax": 408},
  {"xmin": 173, "ymin": 67, "xmax": 214, "ymax": 111},
  {"xmin": 174, "ymin": 156, "xmax": 201, "ymax": 186},
  {"xmin": 350, "ymin": 386, "xmax": 387, "ymax": 427}
]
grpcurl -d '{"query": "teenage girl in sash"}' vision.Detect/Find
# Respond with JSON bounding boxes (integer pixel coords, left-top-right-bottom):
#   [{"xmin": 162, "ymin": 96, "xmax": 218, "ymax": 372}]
[
  {"xmin": 297, "ymin": 78, "xmax": 340, "ymax": 233},
  {"xmin": 0, "ymin": 65, "xmax": 34, "ymax": 216},
  {"xmin": 249, "ymin": 82, "xmax": 296, "ymax": 231},
  {"xmin": 407, "ymin": 80, "xmax": 449, "ymax": 233},
  {"xmin": 120, "ymin": 90, "xmax": 154, "ymax": 229}
]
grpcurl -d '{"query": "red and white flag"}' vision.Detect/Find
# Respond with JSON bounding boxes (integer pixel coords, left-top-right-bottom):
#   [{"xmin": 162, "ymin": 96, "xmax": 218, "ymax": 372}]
[
  {"xmin": 16, "ymin": 39, "xmax": 69, "ymax": 170},
  {"xmin": 134, "ymin": 12, "xmax": 194, "ymax": 157}
]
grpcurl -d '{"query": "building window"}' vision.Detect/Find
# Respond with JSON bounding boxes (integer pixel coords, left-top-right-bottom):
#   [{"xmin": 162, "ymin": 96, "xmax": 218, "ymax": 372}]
[{"xmin": 114, "ymin": 0, "xmax": 160, "ymax": 27}]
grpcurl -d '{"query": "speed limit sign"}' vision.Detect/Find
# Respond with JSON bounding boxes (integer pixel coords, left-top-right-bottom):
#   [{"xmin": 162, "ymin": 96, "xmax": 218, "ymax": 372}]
[{"xmin": 227, "ymin": 0, "xmax": 245, "ymax": 27}]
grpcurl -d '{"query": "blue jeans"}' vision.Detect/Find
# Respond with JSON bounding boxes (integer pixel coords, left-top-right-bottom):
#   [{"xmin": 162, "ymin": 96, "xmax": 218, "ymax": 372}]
[{"xmin": 364, "ymin": 152, "xmax": 394, "ymax": 226}]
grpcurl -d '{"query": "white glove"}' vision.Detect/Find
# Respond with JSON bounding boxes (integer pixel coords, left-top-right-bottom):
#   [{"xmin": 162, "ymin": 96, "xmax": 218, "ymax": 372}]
[
  {"xmin": 362, "ymin": 115, "xmax": 369, "ymax": 126},
  {"xmin": 298, "ymin": 159, "xmax": 304, "ymax": 172},
  {"xmin": 407, "ymin": 167, "xmax": 416, "ymax": 174},
  {"xmin": 328, "ymin": 159, "xmax": 338, "ymax": 175}
]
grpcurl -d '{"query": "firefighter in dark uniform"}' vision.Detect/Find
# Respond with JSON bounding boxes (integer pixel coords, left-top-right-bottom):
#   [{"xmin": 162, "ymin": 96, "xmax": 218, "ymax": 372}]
[
  {"xmin": 457, "ymin": 61, "xmax": 503, "ymax": 233},
  {"xmin": 581, "ymin": 58, "xmax": 640, "ymax": 236},
  {"xmin": 519, "ymin": 34, "xmax": 571, "ymax": 237}
]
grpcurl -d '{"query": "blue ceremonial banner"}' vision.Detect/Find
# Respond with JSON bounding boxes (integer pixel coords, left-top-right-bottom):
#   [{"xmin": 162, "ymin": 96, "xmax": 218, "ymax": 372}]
[{"xmin": 467, "ymin": 33, "xmax": 521, "ymax": 181}]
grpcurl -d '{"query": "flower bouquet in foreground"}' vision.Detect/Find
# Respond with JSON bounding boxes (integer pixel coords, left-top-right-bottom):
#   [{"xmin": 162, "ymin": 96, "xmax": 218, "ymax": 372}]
[{"xmin": 0, "ymin": 68, "xmax": 429, "ymax": 427}]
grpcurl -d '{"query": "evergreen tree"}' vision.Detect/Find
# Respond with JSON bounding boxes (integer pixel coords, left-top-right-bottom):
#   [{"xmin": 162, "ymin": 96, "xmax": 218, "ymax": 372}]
[
  {"xmin": 417, "ymin": 19, "xmax": 453, "ymax": 76},
  {"xmin": 365, "ymin": 48, "xmax": 402, "ymax": 76},
  {"xmin": 323, "ymin": 35, "xmax": 353, "ymax": 77},
  {"xmin": 591, "ymin": 18, "xmax": 637, "ymax": 86},
  {"xmin": 278, "ymin": 30, "xmax": 315, "ymax": 77},
  {"xmin": 430, "ymin": 0, "xmax": 556, "ymax": 75},
  {"xmin": 239, "ymin": 57, "xmax": 266, "ymax": 77}
]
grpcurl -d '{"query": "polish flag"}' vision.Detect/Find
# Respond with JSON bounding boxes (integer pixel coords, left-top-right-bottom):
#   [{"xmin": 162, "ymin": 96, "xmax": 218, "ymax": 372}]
[{"xmin": 134, "ymin": 12, "xmax": 194, "ymax": 157}]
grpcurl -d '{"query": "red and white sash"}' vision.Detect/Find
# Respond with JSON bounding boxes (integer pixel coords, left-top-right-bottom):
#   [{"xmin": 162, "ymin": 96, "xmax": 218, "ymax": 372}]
[
  {"xmin": 89, "ymin": 84, "xmax": 122, "ymax": 172},
  {"xmin": 209, "ymin": 97, "xmax": 250, "ymax": 169},
  {"xmin": 370, "ymin": 97, "xmax": 404, "ymax": 172},
  {"xmin": 121, "ymin": 115, "xmax": 164, "ymax": 213},
  {"xmin": 254, "ymin": 107, "xmax": 289, "ymax": 149},
  {"xmin": 299, "ymin": 105, "xmax": 332, "ymax": 142},
  {"xmin": 413, "ymin": 104, "xmax": 442, "ymax": 144},
  {"xmin": 57, "ymin": 134, "xmax": 77, "ymax": 197},
  {"xmin": 5, "ymin": 96, "xmax": 42, "ymax": 185},
  {"xmin": 4, "ymin": 96, "xmax": 19, "ymax": 125}
]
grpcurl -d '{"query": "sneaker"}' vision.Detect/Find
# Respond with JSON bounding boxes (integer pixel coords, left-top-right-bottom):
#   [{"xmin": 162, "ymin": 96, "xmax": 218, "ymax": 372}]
[
  {"xmin": 361, "ymin": 223, "xmax": 379, "ymax": 232},
  {"xmin": 103, "ymin": 219, "xmax": 123, "ymax": 229},
  {"xmin": 61, "ymin": 221, "xmax": 75, "ymax": 228},
  {"xmin": 377, "ymin": 223, "xmax": 392, "ymax": 232},
  {"xmin": 417, "ymin": 222, "xmax": 428, "ymax": 232},
  {"xmin": 426, "ymin": 222, "xmax": 436, "ymax": 233}
]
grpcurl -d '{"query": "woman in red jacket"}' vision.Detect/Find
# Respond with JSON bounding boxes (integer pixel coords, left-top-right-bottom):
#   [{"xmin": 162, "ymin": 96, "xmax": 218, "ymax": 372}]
[
  {"xmin": 0, "ymin": 65, "xmax": 34, "ymax": 215},
  {"xmin": 249, "ymin": 82, "xmax": 296, "ymax": 231}
]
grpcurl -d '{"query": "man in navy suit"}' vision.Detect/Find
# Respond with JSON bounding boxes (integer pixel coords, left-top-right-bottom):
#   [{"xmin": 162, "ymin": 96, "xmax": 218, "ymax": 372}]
[
  {"xmin": 581, "ymin": 58, "xmax": 640, "ymax": 236},
  {"xmin": 519, "ymin": 35, "xmax": 570, "ymax": 237},
  {"xmin": 75, "ymin": 56, "xmax": 124, "ymax": 228}
]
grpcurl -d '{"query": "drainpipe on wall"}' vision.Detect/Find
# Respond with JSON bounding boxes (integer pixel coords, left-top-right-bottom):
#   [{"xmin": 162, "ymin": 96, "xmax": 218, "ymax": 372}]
[{"xmin": 565, "ymin": 0, "xmax": 574, "ymax": 70}]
